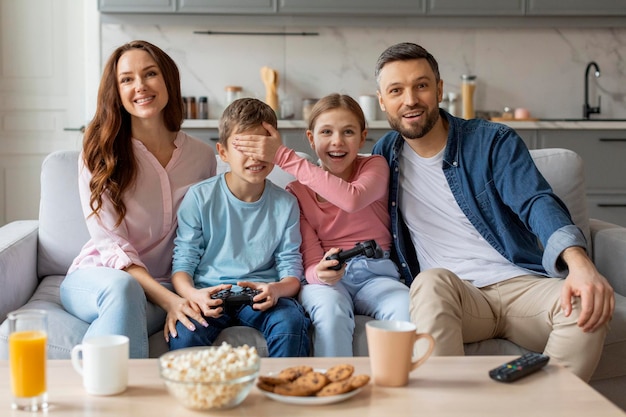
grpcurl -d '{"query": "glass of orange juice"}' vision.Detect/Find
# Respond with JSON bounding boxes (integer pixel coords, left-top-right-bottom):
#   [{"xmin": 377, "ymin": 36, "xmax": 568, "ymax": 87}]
[{"xmin": 8, "ymin": 309, "xmax": 48, "ymax": 411}]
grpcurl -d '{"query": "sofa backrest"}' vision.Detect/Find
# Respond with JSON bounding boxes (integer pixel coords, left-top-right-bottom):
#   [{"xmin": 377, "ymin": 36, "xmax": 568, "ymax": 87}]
[
  {"xmin": 38, "ymin": 150, "xmax": 88, "ymax": 278},
  {"xmin": 35, "ymin": 147, "xmax": 591, "ymax": 278},
  {"xmin": 529, "ymin": 148, "xmax": 591, "ymax": 254}
]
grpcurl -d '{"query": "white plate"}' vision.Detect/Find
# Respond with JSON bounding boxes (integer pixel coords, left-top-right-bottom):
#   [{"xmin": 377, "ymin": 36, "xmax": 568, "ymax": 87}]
[
  {"xmin": 258, "ymin": 368, "xmax": 365, "ymax": 405},
  {"xmin": 260, "ymin": 386, "xmax": 362, "ymax": 406}
]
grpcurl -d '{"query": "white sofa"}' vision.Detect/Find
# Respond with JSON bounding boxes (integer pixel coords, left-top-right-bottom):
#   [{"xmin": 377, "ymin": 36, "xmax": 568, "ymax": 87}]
[{"xmin": 0, "ymin": 148, "xmax": 624, "ymax": 410}]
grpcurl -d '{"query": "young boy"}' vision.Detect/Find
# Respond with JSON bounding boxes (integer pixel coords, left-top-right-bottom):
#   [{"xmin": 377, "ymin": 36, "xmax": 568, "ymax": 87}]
[{"xmin": 168, "ymin": 98, "xmax": 310, "ymax": 357}]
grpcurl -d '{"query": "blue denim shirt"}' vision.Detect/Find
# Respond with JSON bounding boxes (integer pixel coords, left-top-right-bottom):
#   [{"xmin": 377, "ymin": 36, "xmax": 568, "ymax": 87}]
[{"xmin": 372, "ymin": 111, "xmax": 586, "ymax": 286}]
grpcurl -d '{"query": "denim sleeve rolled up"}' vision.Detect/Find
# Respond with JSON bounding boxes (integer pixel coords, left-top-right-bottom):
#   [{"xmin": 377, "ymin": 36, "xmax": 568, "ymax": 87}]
[{"xmin": 373, "ymin": 110, "xmax": 586, "ymax": 284}]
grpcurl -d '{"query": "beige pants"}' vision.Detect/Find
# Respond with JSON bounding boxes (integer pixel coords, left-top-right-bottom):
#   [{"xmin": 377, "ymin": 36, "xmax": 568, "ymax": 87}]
[{"xmin": 409, "ymin": 268, "xmax": 608, "ymax": 381}]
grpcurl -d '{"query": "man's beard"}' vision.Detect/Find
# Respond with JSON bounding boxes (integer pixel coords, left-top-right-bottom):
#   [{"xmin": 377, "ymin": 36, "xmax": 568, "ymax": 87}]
[{"xmin": 387, "ymin": 105, "xmax": 440, "ymax": 140}]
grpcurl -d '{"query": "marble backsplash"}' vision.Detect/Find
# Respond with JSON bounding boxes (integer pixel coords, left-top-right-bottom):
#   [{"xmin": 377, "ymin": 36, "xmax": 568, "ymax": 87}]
[{"xmin": 102, "ymin": 24, "xmax": 626, "ymax": 121}]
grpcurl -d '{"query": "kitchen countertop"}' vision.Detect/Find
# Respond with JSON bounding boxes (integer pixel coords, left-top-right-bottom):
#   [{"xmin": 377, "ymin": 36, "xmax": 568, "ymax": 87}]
[{"xmin": 182, "ymin": 119, "xmax": 626, "ymax": 130}]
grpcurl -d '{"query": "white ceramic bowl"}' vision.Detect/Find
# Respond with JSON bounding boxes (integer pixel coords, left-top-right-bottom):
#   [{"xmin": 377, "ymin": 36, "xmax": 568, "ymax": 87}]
[{"xmin": 159, "ymin": 345, "xmax": 260, "ymax": 411}]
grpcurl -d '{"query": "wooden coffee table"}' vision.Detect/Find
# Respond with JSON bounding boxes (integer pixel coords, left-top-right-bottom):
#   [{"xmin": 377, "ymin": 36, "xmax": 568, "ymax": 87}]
[{"xmin": 1, "ymin": 356, "xmax": 623, "ymax": 416}]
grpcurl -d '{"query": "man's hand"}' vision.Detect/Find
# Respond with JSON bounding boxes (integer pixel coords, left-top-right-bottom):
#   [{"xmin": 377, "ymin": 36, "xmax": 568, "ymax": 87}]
[
  {"xmin": 233, "ymin": 121, "xmax": 282, "ymax": 163},
  {"xmin": 561, "ymin": 246, "xmax": 614, "ymax": 332}
]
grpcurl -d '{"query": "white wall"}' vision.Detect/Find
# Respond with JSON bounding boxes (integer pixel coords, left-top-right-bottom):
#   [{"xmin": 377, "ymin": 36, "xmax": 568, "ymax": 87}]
[{"xmin": 101, "ymin": 24, "xmax": 626, "ymax": 121}]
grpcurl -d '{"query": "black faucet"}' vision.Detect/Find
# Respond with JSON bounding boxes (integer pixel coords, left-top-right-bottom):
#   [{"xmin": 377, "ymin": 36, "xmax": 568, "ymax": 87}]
[{"xmin": 583, "ymin": 61, "xmax": 601, "ymax": 119}]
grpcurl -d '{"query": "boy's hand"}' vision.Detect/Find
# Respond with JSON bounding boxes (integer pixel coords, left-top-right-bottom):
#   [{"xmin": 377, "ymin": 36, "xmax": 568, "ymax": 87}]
[
  {"xmin": 233, "ymin": 121, "xmax": 282, "ymax": 163},
  {"xmin": 189, "ymin": 283, "xmax": 232, "ymax": 318},
  {"xmin": 315, "ymin": 248, "xmax": 344, "ymax": 285},
  {"xmin": 238, "ymin": 281, "xmax": 275, "ymax": 311}
]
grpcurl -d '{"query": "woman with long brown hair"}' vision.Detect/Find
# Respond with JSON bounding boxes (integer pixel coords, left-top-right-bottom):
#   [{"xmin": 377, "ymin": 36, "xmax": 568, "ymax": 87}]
[{"xmin": 60, "ymin": 40, "xmax": 216, "ymax": 358}]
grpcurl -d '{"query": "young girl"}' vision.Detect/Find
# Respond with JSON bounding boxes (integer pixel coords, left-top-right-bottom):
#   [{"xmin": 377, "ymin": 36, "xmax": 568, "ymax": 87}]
[{"xmin": 234, "ymin": 93, "xmax": 409, "ymax": 356}]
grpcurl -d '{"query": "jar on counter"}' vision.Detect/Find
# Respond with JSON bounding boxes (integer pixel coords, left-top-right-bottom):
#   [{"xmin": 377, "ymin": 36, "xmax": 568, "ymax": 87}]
[
  {"xmin": 198, "ymin": 96, "xmax": 208, "ymax": 119},
  {"xmin": 302, "ymin": 98, "xmax": 319, "ymax": 123},
  {"xmin": 460, "ymin": 74, "xmax": 476, "ymax": 120},
  {"xmin": 185, "ymin": 96, "xmax": 197, "ymax": 119},
  {"xmin": 448, "ymin": 92, "xmax": 459, "ymax": 117},
  {"xmin": 225, "ymin": 86, "xmax": 242, "ymax": 106}
]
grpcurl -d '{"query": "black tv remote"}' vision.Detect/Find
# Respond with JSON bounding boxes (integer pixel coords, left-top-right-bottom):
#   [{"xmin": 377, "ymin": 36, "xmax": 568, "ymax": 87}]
[{"xmin": 489, "ymin": 352, "xmax": 550, "ymax": 383}]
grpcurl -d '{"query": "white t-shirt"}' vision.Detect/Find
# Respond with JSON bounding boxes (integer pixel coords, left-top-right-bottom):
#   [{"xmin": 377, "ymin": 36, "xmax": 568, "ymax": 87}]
[{"xmin": 399, "ymin": 143, "xmax": 531, "ymax": 287}]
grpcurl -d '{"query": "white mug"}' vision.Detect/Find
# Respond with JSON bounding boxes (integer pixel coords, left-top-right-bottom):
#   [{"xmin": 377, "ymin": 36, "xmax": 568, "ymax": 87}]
[
  {"xmin": 71, "ymin": 335, "xmax": 129, "ymax": 395},
  {"xmin": 359, "ymin": 95, "xmax": 378, "ymax": 121}
]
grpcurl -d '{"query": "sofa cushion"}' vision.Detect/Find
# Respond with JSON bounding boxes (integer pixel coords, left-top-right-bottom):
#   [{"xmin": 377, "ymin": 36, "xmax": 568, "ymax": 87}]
[
  {"xmin": 0, "ymin": 275, "xmax": 87, "ymax": 359},
  {"xmin": 37, "ymin": 150, "xmax": 89, "ymax": 278}
]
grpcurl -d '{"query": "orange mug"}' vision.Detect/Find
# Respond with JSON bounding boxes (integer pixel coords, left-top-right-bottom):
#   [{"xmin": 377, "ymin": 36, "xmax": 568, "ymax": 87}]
[{"xmin": 366, "ymin": 320, "xmax": 435, "ymax": 387}]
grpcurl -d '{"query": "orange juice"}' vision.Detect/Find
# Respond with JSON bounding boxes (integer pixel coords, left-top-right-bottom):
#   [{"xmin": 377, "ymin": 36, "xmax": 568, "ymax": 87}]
[{"xmin": 9, "ymin": 330, "xmax": 47, "ymax": 397}]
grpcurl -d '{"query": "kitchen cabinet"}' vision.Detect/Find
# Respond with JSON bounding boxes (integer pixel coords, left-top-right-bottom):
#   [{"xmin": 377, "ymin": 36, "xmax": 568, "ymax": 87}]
[
  {"xmin": 178, "ymin": 0, "xmax": 276, "ymax": 14},
  {"xmin": 427, "ymin": 0, "xmax": 525, "ymax": 16},
  {"xmin": 98, "ymin": 0, "xmax": 626, "ymax": 19},
  {"xmin": 278, "ymin": 0, "xmax": 425, "ymax": 15},
  {"xmin": 537, "ymin": 129, "xmax": 626, "ymax": 226},
  {"xmin": 513, "ymin": 129, "xmax": 536, "ymax": 149},
  {"xmin": 99, "ymin": 0, "xmax": 176, "ymax": 13},
  {"xmin": 526, "ymin": 0, "xmax": 626, "ymax": 16}
]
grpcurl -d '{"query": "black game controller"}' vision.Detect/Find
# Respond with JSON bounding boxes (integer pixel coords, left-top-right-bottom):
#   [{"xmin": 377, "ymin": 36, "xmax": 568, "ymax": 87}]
[
  {"xmin": 325, "ymin": 240, "xmax": 384, "ymax": 270},
  {"xmin": 210, "ymin": 287, "xmax": 264, "ymax": 315}
]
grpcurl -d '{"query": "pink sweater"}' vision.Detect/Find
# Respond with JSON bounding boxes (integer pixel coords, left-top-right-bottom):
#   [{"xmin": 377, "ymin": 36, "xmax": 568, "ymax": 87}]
[{"xmin": 277, "ymin": 146, "xmax": 392, "ymax": 284}]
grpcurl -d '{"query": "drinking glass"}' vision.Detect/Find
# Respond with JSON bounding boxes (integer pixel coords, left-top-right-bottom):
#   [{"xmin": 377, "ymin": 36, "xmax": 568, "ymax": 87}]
[{"xmin": 8, "ymin": 309, "xmax": 48, "ymax": 411}]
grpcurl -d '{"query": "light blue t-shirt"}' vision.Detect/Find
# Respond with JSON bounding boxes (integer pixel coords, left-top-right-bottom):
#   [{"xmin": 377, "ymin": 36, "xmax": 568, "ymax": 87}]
[{"xmin": 172, "ymin": 173, "xmax": 303, "ymax": 287}]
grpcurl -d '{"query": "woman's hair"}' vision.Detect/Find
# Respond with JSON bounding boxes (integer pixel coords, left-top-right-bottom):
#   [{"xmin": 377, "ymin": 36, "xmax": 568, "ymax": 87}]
[
  {"xmin": 307, "ymin": 93, "xmax": 366, "ymax": 132},
  {"xmin": 374, "ymin": 42, "xmax": 440, "ymax": 87},
  {"xmin": 218, "ymin": 98, "xmax": 277, "ymax": 146},
  {"xmin": 83, "ymin": 40, "xmax": 183, "ymax": 226}
]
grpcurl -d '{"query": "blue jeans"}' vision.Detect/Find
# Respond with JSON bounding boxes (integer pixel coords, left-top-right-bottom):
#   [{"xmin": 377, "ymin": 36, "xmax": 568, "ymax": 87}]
[
  {"xmin": 168, "ymin": 297, "xmax": 311, "ymax": 357},
  {"xmin": 60, "ymin": 267, "xmax": 168, "ymax": 358},
  {"xmin": 299, "ymin": 256, "xmax": 410, "ymax": 357}
]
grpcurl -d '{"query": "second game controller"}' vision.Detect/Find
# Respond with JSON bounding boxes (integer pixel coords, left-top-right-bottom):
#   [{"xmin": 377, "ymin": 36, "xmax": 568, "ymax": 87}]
[{"xmin": 326, "ymin": 240, "xmax": 384, "ymax": 270}]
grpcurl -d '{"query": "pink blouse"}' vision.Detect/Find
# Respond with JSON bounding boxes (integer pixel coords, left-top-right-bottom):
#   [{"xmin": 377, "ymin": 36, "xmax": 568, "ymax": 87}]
[
  {"xmin": 68, "ymin": 131, "xmax": 216, "ymax": 282},
  {"xmin": 277, "ymin": 146, "xmax": 392, "ymax": 284}
]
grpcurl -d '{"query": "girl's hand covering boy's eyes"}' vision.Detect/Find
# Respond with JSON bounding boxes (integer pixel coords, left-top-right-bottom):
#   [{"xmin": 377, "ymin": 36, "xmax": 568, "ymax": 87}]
[
  {"xmin": 233, "ymin": 121, "xmax": 282, "ymax": 163},
  {"xmin": 315, "ymin": 248, "xmax": 345, "ymax": 285}
]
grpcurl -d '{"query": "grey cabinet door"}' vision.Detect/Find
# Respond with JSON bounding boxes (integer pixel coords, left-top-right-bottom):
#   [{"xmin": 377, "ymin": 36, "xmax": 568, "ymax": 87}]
[
  {"xmin": 527, "ymin": 0, "xmax": 626, "ymax": 15},
  {"xmin": 178, "ymin": 0, "xmax": 277, "ymax": 13},
  {"xmin": 538, "ymin": 129, "xmax": 626, "ymax": 226},
  {"xmin": 537, "ymin": 130, "xmax": 626, "ymax": 192},
  {"xmin": 515, "ymin": 129, "xmax": 537, "ymax": 149},
  {"xmin": 427, "ymin": 0, "xmax": 525, "ymax": 15},
  {"xmin": 278, "ymin": 0, "xmax": 426, "ymax": 15},
  {"xmin": 99, "ymin": 0, "xmax": 176, "ymax": 13}
]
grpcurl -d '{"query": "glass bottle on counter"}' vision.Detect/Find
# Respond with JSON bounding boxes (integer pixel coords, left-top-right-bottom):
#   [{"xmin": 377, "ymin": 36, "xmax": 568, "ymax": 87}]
[
  {"xmin": 302, "ymin": 98, "xmax": 319, "ymax": 122},
  {"xmin": 225, "ymin": 86, "xmax": 242, "ymax": 106},
  {"xmin": 461, "ymin": 74, "xmax": 476, "ymax": 120},
  {"xmin": 448, "ymin": 92, "xmax": 459, "ymax": 117},
  {"xmin": 198, "ymin": 96, "xmax": 208, "ymax": 119},
  {"xmin": 185, "ymin": 97, "xmax": 197, "ymax": 119}
]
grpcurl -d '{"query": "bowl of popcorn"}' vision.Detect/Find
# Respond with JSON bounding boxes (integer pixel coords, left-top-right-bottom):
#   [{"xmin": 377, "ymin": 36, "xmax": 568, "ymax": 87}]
[{"xmin": 158, "ymin": 343, "xmax": 260, "ymax": 410}]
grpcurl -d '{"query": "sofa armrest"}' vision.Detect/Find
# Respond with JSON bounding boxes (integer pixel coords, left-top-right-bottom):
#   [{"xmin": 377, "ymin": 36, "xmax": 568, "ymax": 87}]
[
  {"xmin": 0, "ymin": 220, "xmax": 39, "ymax": 322},
  {"xmin": 590, "ymin": 218, "xmax": 626, "ymax": 297}
]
